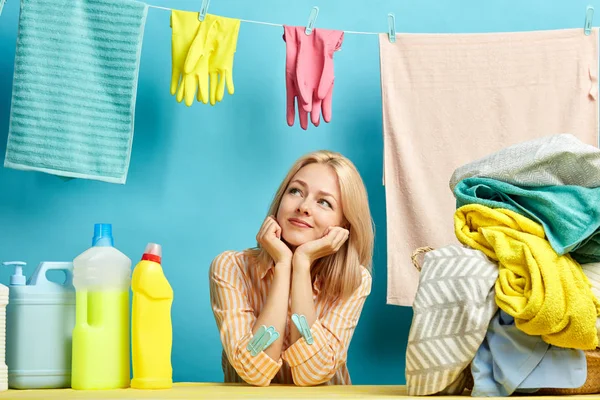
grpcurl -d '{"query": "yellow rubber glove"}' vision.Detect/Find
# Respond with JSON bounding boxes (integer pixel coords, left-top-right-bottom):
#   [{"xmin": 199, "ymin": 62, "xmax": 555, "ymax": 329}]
[
  {"xmin": 184, "ymin": 15, "xmax": 240, "ymax": 106},
  {"xmin": 207, "ymin": 17, "xmax": 240, "ymax": 105},
  {"xmin": 181, "ymin": 14, "xmax": 221, "ymax": 106},
  {"xmin": 170, "ymin": 10, "xmax": 201, "ymax": 104}
]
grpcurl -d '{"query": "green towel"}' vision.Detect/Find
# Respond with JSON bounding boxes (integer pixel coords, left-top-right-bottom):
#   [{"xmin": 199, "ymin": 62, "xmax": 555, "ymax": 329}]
[
  {"xmin": 4, "ymin": 0, "xmax": 148, "ymax": 184},
  {"xmin": 454, "ymin": 177, "xmax": 600, "ymax": 263}
]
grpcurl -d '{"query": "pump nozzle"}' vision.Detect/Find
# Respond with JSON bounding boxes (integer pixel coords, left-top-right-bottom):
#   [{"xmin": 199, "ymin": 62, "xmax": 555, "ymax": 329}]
[{"xmin": 2, "ymin": 261, "xmax": 27, "ymax": 286}]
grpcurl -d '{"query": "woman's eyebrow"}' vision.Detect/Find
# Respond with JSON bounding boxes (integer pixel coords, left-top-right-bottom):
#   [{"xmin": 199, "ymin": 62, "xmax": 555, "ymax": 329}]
[{"xmin": 290, "ymin": 179, "xmax": 307, "ymax": 187}]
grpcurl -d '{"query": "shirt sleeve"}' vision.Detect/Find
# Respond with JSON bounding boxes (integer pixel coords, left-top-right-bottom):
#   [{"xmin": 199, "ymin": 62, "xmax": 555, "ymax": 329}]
[
  {"xmin": 209, "ymin": 251, "xmax": 283, "ymax": 386},
  {"xmin": 282, "ymin": 267, "xmax": 372, "ymax": 386}
]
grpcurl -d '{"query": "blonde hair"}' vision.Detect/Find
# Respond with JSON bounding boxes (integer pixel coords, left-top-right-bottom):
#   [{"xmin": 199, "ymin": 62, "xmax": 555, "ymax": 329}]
[{"xmin": 248, "ymin": 150, "xmax": 374, "ymax": 306}]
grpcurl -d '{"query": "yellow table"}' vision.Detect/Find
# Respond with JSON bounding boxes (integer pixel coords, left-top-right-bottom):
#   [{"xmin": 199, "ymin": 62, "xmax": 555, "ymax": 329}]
[{"xmin": 0, "ymin": 383, "xmax": 596, "ymax": 399}]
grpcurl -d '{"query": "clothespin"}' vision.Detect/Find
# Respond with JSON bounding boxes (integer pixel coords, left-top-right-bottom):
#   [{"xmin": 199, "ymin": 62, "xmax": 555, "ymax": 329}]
[
  {"xmin": 264, "ymin": 327, "xmax": 279, "ymax": 349},
  {"xmin": 0, "ymin": 0, "xmax": 7, "ymax": 17},
  {"xmin": 387, "ymin": 13, "xmax": 396, "ymax": 43},
  {"xmin": 246, "ymin": 325, "xmax": 279, "ymax": 356},
  {"xmin": 305, "ymin": 6, "xmax": 319, "ymax": 35},
  {"xmin": 198, "ymin": 0, "xmax": 210, "ymax": 21},
  {"xmin": 585, "ymin": 5, "xmax": 594, "ymax": 36},
  {"xmin": 291, "ymin": 314, "xmax": 314, "ymax": 345}
]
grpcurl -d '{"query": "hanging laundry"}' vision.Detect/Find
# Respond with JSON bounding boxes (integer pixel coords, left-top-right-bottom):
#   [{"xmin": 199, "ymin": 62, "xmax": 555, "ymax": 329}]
[
  {"xmin": 471, "ymin": 310, "xmax": 586, "ymax": 397},
  {"xmin": 379, "ymin": 29, "xmax": 599, "ymax": 307},
  {"xmin": 454, "ymin": 177, "xmax": 600, "ymax": 263},
  {"xmin": 283, "ymin": 26, "xmax": 343, "ymax": 130},
  {"xmin": 455, "ymin": 204, "xmax": 600, "ymax": 350},
  {"xmin": 450, "ymin": 134, "xmax": 600, "ymax": 191},
  {"xmin": 170, "ymin": 11, "xmax": 240, "ymax": 107},
  {"xmin": 3, "ymin": 0, "xmax": 148, "ymax": 184},
  {"xmin": 405, "ymin": 245, "xmax": 498, "ymax": 396}
]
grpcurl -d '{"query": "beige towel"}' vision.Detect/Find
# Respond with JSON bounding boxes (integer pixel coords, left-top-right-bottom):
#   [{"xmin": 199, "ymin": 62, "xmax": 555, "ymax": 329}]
[{"xmin": 380, "ymin": 28, "xmax": 599, "ymax": 306}]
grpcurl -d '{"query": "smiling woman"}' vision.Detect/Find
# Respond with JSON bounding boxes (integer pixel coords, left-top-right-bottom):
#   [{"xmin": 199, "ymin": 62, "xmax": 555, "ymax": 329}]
[{"xmin": 208, "ymin": 150, "xmax": 374, "ymax": 387}]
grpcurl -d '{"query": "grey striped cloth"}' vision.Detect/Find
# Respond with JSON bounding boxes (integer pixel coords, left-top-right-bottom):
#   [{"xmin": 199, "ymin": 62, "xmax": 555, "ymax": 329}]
[
  {"xmin": 449, "ymin": 133, "xmax": 600, "ymax": 192},
  {"xmin": 4, "ymin": 0, "xmax": 148, "ymax": 184},
  {"xmin": 406, "ymin": 245, "xmax": 498, "ymax": 396}
]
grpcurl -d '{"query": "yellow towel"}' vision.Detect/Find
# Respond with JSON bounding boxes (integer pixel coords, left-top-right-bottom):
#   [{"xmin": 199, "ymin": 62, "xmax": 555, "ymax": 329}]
[{"xmin": 454, "ymin": 204, "xmax": 600, "ymax": 350}]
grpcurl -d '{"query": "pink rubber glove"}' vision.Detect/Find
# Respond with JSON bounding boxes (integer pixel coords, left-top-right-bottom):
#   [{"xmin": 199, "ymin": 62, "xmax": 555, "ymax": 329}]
[
  {"xmin": 283, "ymin": 26, "xmax": 344, "ymax": 129},
  {"xmin": 283, "ymin": 26, "xmax": 308, "ymax": 129}
]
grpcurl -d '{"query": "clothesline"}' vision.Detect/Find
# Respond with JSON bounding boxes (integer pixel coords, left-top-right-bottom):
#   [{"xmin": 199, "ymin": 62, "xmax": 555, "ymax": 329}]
[{"xmin": 146, "ymin": 4, "xmax": 382, "ymax": 35}]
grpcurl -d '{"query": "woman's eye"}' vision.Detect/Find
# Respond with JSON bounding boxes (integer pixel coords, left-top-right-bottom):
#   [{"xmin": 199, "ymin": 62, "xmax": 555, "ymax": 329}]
[
  {"xmin": 319, "ymin": 199, "xmax": 332, "ymax": 208},
  {"xmin": 289, "ymin": 188, "xmax": 301, "ymax": 195}
]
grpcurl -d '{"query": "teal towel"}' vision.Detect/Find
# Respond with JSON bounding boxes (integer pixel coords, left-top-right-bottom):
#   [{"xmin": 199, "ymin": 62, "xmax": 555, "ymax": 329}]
[
  {"xmin": 4, "ymin": 0, "xmax": 148, "ymax": 184},
  {"xmin": 454, "ymin": 177, "xmax": 600, "ymax": 263}
]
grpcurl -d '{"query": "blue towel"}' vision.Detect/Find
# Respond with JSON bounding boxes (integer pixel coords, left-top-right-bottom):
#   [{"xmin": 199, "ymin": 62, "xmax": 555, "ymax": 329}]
[
  {"xmin": 454, "ymin": 177, "xmax": 600, "ymax": 263},
  {"xmin": 4, "ymin": 0, "xmax": 148, "ymax": 184},
  {"xmin": 471, "ymin": 311, "xmax": 586, "ymax": 397}
]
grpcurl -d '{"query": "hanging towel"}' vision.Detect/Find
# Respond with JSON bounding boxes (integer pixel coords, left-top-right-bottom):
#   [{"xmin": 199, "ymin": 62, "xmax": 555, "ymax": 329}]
[
  {"xmin": 455, "ymin": 204, "xmax": 600, "ymax": 350},
  {"xmin": 471, "ymin": 310, "xmax": 586, "ymax": 397},
  {"xmin": 450, "ymin": 133, "xmax": 600, "ymax": 191},
  {"xmin": 405, "ymin": 245, "xmax": 498, "ymax": 396},
  {"xmin": 379, "ymin": 29, "xmax": 599, "ymax": 306},
  {"xmin": 4, "ymin": 0, "xmax": 148, "ymax": 184},
  {"xmin": 455, "ymin": 177, "xmax": 600, "ymax": 263}
]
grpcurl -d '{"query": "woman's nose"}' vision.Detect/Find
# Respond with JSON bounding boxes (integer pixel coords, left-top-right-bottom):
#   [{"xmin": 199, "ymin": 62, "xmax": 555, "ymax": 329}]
[{"xmin": 297, "ymin": 201, "xmax": 311, "ymax": 215}]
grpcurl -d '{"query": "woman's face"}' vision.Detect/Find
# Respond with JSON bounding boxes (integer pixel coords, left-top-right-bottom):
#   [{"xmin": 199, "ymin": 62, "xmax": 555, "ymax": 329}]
[{"xmin": 276, "ymin": 163, "xmax": 345, "ymax": 248}]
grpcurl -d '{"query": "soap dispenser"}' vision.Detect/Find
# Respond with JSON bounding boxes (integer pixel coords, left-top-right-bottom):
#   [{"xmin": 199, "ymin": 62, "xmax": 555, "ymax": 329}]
[{"xmin": 4, "ymin": 261, "xmax": 76, "ymax": 389}]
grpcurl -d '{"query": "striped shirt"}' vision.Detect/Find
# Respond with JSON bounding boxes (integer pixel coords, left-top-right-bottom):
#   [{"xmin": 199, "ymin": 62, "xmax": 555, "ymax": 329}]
[{"xmin": 209, "ymin": 250, "xmax": 372, "ymax": 387}]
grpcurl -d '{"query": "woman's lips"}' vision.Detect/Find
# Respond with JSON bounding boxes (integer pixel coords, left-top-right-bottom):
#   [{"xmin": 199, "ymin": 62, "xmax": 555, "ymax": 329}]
[{"xmin": 289, "ymin": 218, "xmax": 312, "ymax": 228}]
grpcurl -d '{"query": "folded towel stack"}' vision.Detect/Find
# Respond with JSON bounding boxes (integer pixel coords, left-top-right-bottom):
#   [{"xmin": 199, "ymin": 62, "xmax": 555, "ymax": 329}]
[{"xmin": 407, "ymin": 134, "xmax": 600, "ymax": 397}]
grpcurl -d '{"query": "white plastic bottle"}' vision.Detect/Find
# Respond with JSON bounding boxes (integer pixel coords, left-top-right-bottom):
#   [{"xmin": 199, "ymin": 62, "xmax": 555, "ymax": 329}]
[
  {"xmin": 0, "ymin": 281, "xmax": 8, "ymax": 391},
  {"xmin": 71, "ymin": 223, "xmax": 132, "ymax": 390}
]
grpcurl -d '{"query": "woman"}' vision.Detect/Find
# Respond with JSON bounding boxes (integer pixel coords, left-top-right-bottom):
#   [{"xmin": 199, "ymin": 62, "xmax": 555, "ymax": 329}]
[{"xmin": 209, "ymin": 150, "xmax": 374, "ymax": 387}]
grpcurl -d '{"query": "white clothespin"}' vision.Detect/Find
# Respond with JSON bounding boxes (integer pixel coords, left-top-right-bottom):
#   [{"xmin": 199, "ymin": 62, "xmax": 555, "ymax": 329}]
[
  {"xmin": 585, "ymin": 5, "xmax": 594, "ymax": 36},
  {"xmin": 305, "ymin": 6, "xmax": 319, "ymax": 35},
  {"xmin": 198, "ymin": 0, "xmax": 210, "ymax": 21},
  {"xmin": 387, "ymin": 13, "xmax": 396, "ymax": 43}
]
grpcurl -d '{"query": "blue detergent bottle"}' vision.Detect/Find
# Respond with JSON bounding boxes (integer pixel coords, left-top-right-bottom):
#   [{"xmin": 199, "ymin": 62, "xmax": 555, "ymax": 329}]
[{"xmin": 4, "ymin": 261, "xmax": 76, "ymax": 389}]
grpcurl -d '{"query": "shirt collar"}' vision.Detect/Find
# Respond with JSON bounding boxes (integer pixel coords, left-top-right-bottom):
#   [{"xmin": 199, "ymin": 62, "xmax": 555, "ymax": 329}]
[{"xmin": 259, "ymin": 261, "xmax": 274, "ymax": 279}]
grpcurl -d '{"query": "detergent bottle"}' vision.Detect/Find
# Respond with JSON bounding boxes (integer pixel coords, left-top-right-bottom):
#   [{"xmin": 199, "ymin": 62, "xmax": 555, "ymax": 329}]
[
  {"xmin": 0, "ymin": 280, "xmax": 7, "ymax": 392},
  {"xmin": 131, "ymin": 243, "xmax": 173, "ymax": 389},
  {"xmin": 4, "ymin": 261, "xmax": 75, "ymax": 389},
  {"xmin": 71, "ymin": 224, "xmax": 132, "ymax": 390}
]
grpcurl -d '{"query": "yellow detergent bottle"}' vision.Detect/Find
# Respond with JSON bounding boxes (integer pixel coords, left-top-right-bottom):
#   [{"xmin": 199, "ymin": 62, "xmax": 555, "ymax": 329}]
[
  {"xmin": 71, "ymin": 224, "xmax": 132, "ymax": 390},
  {"xmin": 131, "ymin": 243, "xmax": 173, "ymax": 389}
]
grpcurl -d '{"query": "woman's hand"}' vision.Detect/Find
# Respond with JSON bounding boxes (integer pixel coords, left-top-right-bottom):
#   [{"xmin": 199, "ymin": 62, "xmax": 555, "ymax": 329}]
[
  {"xmin": 256, "ymin": 216, "xmax": 293, "ymax": 266},
  {"xmin": 293, "ymin": 226, "xmax": 349, "ymax": 268}
]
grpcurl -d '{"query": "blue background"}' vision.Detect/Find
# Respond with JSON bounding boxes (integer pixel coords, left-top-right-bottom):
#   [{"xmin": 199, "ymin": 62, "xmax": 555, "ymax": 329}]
[{"xmin": 0, "ymin": 0, "xmax": 596, "ymax": 385}]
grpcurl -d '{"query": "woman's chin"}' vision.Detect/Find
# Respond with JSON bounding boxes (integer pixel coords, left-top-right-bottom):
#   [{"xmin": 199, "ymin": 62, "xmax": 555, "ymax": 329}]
[{"xmin": 282, "ymin": 232, "xmax": 311, "ymax": 248}]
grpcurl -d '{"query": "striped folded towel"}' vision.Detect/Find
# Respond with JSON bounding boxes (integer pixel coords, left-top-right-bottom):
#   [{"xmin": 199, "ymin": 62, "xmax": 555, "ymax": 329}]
[
  {"xmin": 406, "ymin": 245, "xmax": 498, "ymax": 396},
  {"xmin": 4, "ymin": 0, "xmax": 148, "ymax": 184}
]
